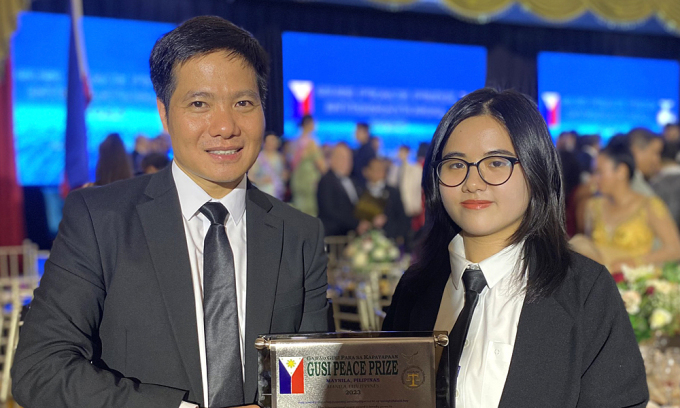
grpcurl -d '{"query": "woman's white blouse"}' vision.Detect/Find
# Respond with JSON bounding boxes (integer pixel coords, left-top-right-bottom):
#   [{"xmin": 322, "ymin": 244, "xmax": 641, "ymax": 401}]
[{"xmin": 433, "ymin": 235, "xmax": 527, "ymax": 408}]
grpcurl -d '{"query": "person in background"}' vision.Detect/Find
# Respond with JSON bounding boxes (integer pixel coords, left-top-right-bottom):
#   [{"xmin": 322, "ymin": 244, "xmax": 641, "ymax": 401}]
[
  {"xmin": 288, "ymin": 115, "xmax": 327, "ymax": 216},
  {"xmin": 411, "ymin": 142, "xmax": 430, "ymax": 235},
  {"xmin": 317, "ymin": 142, "xmax": 370, "ymax": 236},
  {"xmin": 575, "ymin": 134, "xmax": 600, "ymax": 179},
  {"xmin": 94, "ymin": 133, "xmax": 134, "ymax": 186},
  {"xmin": 387, "ymin": 145, "xmax": 424, "ymax": 219},
  {"xmin": 248, "ymin": 131, "xmax": 288, "ymax": 200},
  {"xmin": 141, "ymin": 152, "xmax": 170, "ymax": 175},
  {"xmin": 555, "ymin": 131, "xmax": 577, "ymax": 153},
  {"xmin": 351, "ymin": 122, "xmax": 376, "ymax": 183},
  {"xmin": 355, "ymin": 158, "xmax": 409, "ymax": 244},
  {"xmin": 558, "ymin": 147, "xmax": 583, "ymax": 237},
  {"xmin": 627, "ymin": 127, "xmax": 663, "ymax": 196},
  {"xmin": 571, "ymin": 143, "xmax": 680, "ymax": 272},
  {"xmin": 651, "ymin": 139, "xmax": 680, "ymax": 229},
  {"xmin": 383, "ymin": 88, "xmax": 647, "ymax": 408},
  {"xmin": 663, "ymin": 123, "xmax": 680, "ymax": 146},
  {"xmin": 370, "ymin": 135, "xmax": 381, "ymax": 156},
  {"xmin": 131, "ymin": 134, "xmax": 151, "ymax": 175},
  {"xmin": 151, "ymin": 133, "xmax": 173, "ymax": 157},
  {"xmin": 662, "ymin": 123, "xmax": 680, "ymax": 162}
]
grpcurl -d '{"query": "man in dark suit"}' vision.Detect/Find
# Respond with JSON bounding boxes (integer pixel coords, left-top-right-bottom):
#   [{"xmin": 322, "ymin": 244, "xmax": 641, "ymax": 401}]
[
  {"xmin": 351, "ymin": 123, "xmax": 376, "ymax": 184},
  {"xmin": 317, "ymin": 143, "xmax": 369, "ymax": 237},
  {"xmin": 354, "ymin": 158, "xmax": 410, "ymax": 244},
  {"xmin": 12, "ymin": 16, "xmax": 328, "ymax": 408}
]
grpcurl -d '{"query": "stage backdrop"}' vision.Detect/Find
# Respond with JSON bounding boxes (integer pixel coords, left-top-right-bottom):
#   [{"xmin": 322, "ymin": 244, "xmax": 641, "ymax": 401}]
[
  {"xmin": 538, "ymin": 52, "xmax": 679, "ymax": 141},
  {"xmin": 12, "ymin": 12, "xmax": 174, "ymax": 186},
  {"xmin": 281, "ymin": 32, "xmax": 486, "ymax": 155}
]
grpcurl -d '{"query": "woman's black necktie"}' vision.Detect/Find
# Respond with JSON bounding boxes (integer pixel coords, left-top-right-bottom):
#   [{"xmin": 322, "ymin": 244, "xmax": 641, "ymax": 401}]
[
  {"xmin": 200, "ymin": 202, "xmax": 244, "ymax": 408},
  {"xmin": 449, "ymin": 267, "xmax": 487, "ymax": 407}
]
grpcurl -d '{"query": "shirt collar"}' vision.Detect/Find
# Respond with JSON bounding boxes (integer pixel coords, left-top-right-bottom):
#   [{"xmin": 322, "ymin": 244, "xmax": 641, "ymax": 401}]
[
  {"xmin": 367, "ymin": 181, "xmax": 386, "ymax": 197},
  {"xmin": 172, "ymin": 161, "xmax": 247, "ymax": 225},
  {"xmin": 448, "ymin": 234, "xmax": 524, "ymax": 290}
]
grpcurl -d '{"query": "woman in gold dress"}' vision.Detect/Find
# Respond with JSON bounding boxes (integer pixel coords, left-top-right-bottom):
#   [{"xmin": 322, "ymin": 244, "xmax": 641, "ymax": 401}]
[{"xmin": 571, "ymin": 144, "xmax": 680, "ymax": 272}]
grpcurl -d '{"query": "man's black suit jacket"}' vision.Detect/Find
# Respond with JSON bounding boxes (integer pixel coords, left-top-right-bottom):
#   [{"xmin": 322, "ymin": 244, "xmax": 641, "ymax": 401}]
[
  {"xmin": 383, "ymin": 252, "xmax": 648, "ymax": 408},
  {"xmin": 355, "ymin": 184, "xmax": 409, "ymax": 242},
  {"xmin": 317, "ymin": 171, "xmax": 359, "ymax": 236},
  {"xmin": 12, "ymin": 166, "xmax": 330, "ymax": 408}
]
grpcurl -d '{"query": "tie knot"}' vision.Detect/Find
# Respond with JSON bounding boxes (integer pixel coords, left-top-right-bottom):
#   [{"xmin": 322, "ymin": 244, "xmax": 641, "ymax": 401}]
[
  {"xmin": 199, "ymin": 202, "xmax": 228, "ymax": 225},
  {"xmin": 462, "ymin": 268, "xmax": 487, "ymax": 294}
]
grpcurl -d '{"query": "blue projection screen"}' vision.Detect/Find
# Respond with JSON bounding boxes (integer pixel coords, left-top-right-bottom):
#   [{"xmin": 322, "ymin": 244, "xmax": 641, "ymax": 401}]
[
  {"xmin": 12, "ymin": 12, "xmax": 175, "ymax": 186},
  {"xmin": 282, "ymin": 32, "xmax": 487, "ymax": 155},
  {"xmin": 538, "ymin": 52, "xmax": 679, "ymax": 141}
]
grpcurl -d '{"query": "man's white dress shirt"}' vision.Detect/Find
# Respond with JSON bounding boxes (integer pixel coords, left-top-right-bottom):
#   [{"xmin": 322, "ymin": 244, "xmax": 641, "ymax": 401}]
[
  {"xmin": 172, "ymin": 162, "xmax": 248, "ymax": 408},
  {"xmin": 433, "ymin": 235, "xmax": 526, "ymax": 408}
]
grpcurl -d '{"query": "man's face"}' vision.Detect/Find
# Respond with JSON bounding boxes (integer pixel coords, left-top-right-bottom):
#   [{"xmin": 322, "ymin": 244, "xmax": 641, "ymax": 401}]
[
  {"xmin": 633, "ymin": 138, "xmax": 663, "ymax": 178},
  {"xmin": 355, "ymin": 126, "xmax": 369, "ymax": 144},
  {"xmin": 664, "ymin": 125, "xmax": 680, "ymax": 143},
  {"xmin": 330, "ymin": 145, "xmax": 353, "ymax": 177},
  {"xmin": 158, "ymin": 51, "xmax": 264, "ymax": 197},
  {"xmin": 363, "ymin": 159, "xmax": 387, "ymax": 183},
  {"xmin": 398, "ymin": 147, "xmax": 409, "ymax": 162},
  {"xmin": 263, "ymin": 134, "xmax": 280, "ymax": 152}
]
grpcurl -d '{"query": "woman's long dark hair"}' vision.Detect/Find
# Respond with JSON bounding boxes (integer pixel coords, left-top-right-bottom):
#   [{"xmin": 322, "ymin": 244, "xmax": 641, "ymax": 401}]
[
  {"xmin": 95, "ymin": 133, "xmax": 134, "ymax": 186},
  {"xmin": 416, "ymin": 88, "xmax": 571, "ymax": 302},
  {"xmin": 600, "ymin": 141, "xmax": 636, "ymax": 182}
]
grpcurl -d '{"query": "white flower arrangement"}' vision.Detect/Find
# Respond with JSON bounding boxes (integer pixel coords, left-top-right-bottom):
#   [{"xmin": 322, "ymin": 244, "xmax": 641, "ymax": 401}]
[
  {"xmin": 614, "ymin": 262, "xmax": 680, "ymax": 342},
  {"xmin": 343, "ymin": 229, "xmax": 401, "ymax": 269}
]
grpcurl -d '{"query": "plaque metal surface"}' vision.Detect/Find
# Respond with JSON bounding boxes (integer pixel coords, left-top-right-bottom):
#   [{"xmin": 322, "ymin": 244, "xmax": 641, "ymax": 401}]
[{"xmin": 256, "ymin": 332, "xmax": 449, "ymax": 408}]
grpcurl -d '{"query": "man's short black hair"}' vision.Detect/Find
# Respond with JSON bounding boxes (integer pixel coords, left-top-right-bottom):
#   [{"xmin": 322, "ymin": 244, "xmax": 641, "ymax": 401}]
[
  {"xmin": 628, "ymin": 127, "xmax": 661, "ymax": 149},
  {"xmin": 299, "ymin": 115, "xmax": 314, "ymax": 128},
  {"xmin": 150, "ymin": 16, "xmax": 269, "ymax": 109}
]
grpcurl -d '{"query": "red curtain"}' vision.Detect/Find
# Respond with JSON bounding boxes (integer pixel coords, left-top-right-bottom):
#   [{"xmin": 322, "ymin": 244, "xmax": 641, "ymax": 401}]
[{"xmin": 0, "ymin": 56, "xmax": 25, "ymax": 246}]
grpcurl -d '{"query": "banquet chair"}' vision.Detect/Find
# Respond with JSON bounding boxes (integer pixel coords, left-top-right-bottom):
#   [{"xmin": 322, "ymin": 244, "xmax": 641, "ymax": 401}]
[
  {"xmin": 0, "ymin": 276, "xmax": 36, "ymax": 403},
  {"xmin": 374, "ymin": 307, "xmax": 387, "ymax": 330},
  {"xmin": 328, "ymin": 286, "xmax": 373, "ymax": 331},
  {"xmin": 0, "ymin": 240, "xmax": 39, "ymax": 279},
  {"xmin": 324, "ymin": 233, "xmax": 355, "ymax": 269}
]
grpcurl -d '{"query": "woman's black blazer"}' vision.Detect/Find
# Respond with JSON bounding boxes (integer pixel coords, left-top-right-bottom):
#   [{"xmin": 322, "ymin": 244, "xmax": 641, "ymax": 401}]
[{"xmin": 383, "ymin": 251, "xmax": 648, "ymax": 408}]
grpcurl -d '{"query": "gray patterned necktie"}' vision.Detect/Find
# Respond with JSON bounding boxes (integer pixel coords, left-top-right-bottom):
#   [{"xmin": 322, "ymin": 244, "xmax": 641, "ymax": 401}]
[{"xmin": 200, "ymin": 202, "xmax": 244, "ymax": 407}]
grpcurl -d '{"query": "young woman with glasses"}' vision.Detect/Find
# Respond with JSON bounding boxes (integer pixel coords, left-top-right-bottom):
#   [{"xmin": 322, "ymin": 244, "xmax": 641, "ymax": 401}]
[{"xmin": 382, "ymin": 88, "xmax": 647, "ymax": 408}]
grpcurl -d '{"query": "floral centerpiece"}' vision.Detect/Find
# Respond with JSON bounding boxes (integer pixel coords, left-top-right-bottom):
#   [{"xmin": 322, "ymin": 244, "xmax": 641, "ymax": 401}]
[
  {"xmin": 614, "ymin": 262, "xmax": 680, "ymax": 343},
  {"xmin": 343, "ymin": 229, "xmax": 401, "ymax": 270}
]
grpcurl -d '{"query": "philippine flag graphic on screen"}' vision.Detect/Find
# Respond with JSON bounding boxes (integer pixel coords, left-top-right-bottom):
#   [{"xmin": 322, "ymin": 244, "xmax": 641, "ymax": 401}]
[
  {"xmin": 279, "ymin": 357, "xmax": 304, "ymax": 394},
  {"xmin": 541, "ymin": 92, "xmax": 561, "ymax": 128},
  {"xmin": 288, "ymin": 80, "xmax": 314, "ymax": 120}
]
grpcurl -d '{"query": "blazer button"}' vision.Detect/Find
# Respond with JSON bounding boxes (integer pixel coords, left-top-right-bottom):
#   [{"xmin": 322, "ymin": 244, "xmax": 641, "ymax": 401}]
[{"xmin": 464, "ymin": 339, "xmax": 470, "ymax": 348}]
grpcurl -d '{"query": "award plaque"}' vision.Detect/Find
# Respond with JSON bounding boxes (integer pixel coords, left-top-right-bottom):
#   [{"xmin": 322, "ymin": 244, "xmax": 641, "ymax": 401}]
[{"xmin": 255, "ymin": 332, "xmax": 450, "ymax": 408}]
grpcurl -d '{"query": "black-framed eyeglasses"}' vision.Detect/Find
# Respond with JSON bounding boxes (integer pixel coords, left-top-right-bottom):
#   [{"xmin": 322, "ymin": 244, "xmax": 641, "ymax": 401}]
[{"xmin": 432, "ymin": 156, "xmax": 520, "ymax": 187}]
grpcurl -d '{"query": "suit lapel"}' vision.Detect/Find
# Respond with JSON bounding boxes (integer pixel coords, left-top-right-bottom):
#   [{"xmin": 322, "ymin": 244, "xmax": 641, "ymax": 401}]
[
  {"xmin": 244, "ymin": 185, "xmax": 283, "ymax": 399},
  {"xmin": 136, "ymin": 167, "xmax": 203, "ymax": 402}
]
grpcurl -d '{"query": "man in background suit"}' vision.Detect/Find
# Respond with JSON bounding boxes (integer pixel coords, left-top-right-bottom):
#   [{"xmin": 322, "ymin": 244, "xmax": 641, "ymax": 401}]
[
  {"xmin": 354, "ymin": 158, "xmax": 410, "ymax": 245},
  {"xmin": 351, "ymin": 123, "xmax": 376, "ymax": 184},
  {"xmin": 12, "ymin": 16, "xmax": 329, "ymax": 408},
  {"xmin": 317, "ymin": 142, "xmax": 370, "ymax": 236}
]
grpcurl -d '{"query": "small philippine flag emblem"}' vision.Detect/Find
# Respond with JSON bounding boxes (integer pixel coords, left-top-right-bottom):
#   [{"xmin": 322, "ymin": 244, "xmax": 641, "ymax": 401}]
[
  {"xmin": 279, "ymin": 357, "xmax": 305, "ymax": 394},
  {"xmin": 540, "ymin": 92, "xmax": 561, "ymax": 128},
  {"xmin": 288, "ymin": 80, "xmax": 314, "ymax": 120}
]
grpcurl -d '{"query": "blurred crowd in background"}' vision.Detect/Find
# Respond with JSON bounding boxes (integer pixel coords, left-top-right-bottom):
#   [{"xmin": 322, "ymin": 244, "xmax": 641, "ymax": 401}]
[{"xmin": 86, "ymin": 115, "xmax": 680, "ymax": 270}]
